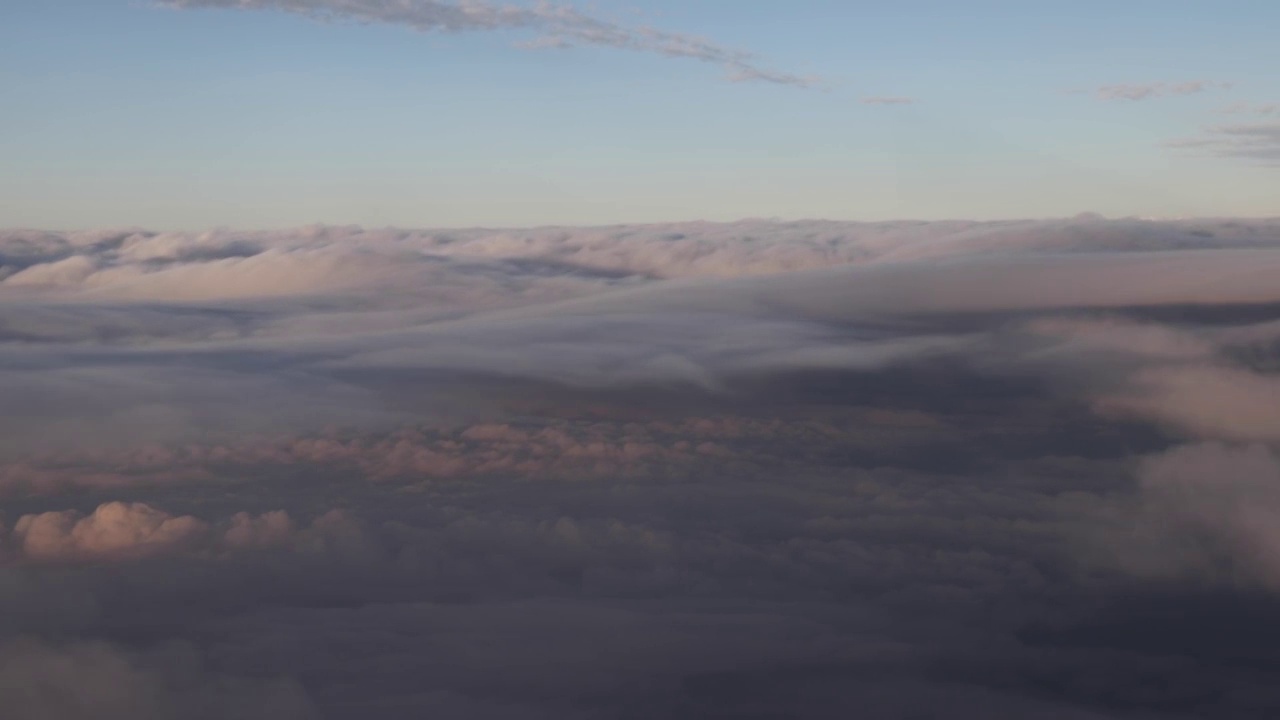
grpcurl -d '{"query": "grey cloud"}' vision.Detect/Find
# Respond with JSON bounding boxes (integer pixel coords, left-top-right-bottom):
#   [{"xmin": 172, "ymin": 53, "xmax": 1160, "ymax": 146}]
[
  {"xmin": 4, "ymin": 217, "xmax": 1280, "ymax": 717},
  {"xmin": 155, "ymin": 0, "xmax": 817, "ymax": 88},
  {"xmin": 0, "ymin": 421, "xmax": 1253, "ymax": 717},
  {"xmin": 0, "ymin": 444, "xmax": 1136, "ymax": 717},
  {"xmin": 1093, "ymin": 442, "xmax": 1280, "ymax": 590},
  {"xmin": 1095, "ymin": 363, "xmax": 1280, "ymax": 442}
]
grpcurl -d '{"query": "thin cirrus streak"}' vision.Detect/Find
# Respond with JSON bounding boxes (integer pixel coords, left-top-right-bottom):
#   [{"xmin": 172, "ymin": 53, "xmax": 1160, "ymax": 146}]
[
  {"xmin": 154, "ymin": 0, "xmax": 819, "ymax": 87},
  {"xmin": 1094, "ymin": 79, "xmax": 1233, "ymax": 101},
  {"xmin": 860, "ymin": 95, "xmax": 914, "ymax": 105},
  {"xmin": 1167, "ymin": 122, "xmax": 1280, "ymax": 164}
]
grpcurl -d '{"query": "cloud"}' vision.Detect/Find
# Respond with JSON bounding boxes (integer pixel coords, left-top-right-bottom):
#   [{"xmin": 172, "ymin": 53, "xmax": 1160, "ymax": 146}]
[
  {"xmin": 3, "ymin": 217, "xmax": 1280, "ymax": 716},
  {"xmin": 2, "ymin": 218, "xmax": 1280, "ymax": 456},
  {"xmin": 860, "ymin": 96, "xmax": 914, "ymax": 106},
  {"xmin": 1096, "ymin": 442, "xmax": 1280, "ymax": 589},
  {"xmin": 1, "ymin": 500, "xmax": 366, "ymax": 568},
  {"xmin": 1221, "ymin": 101, "xmax": 1279, "ymax": 116},
  {"xmin": 1096, "ymin": 364, "xmax": 1280, "ymax": 442},
  {"xmin": 1167, "ymin": 122, "xmax": 1280, "ymax": 165},
  {"xmin": 1094, "ymin": 80, "xmax": 1232, "ymax": 101},
  {"xmin": 11, "ymin": 502, "xmax": 208, "ymax": 562},
  {"xmin": 156, "ymin": 0, "xmax": 817, "ymax": 88},
  {"xmin": 0, "ymin": 638, "xmax": 315, "ymax": 720}
]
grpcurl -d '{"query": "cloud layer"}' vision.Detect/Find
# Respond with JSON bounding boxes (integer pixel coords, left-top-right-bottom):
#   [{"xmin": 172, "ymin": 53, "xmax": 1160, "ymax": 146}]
[{"xmin": 2, "ymin": 216, "xmax": 1280, "ymax": 717}]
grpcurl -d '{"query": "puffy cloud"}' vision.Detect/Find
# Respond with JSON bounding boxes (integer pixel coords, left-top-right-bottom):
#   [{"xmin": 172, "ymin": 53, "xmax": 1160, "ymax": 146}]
[
  {"xmin": 222, "ymin": 509, "xmax": 295, "ymax": 549},
  {"xmin": 156, "ymin": 0, "xmax": 817, "ymax": 88},
  {"xmin": 11, "ymin": 502, "xmax": 208, "ymax": 563},
  {"xmin": 1, "ymin": 501, "xmax": 365, "ymax": 565},
  {"xmin": 222, "ymin": 508, "xmax": 364, "ymax": 556}
]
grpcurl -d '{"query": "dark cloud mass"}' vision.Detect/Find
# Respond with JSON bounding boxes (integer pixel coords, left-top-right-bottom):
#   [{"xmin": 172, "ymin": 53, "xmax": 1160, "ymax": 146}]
[{"xmin": 2, "ymin": 217, "xmax": 1280, "ymax": 718}]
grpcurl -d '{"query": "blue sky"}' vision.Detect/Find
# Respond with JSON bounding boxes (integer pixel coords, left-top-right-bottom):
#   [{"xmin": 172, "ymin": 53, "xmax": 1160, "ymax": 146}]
[{"xmin": 3, "ymin": 0, "xmax": 1279, "ymax": 229}]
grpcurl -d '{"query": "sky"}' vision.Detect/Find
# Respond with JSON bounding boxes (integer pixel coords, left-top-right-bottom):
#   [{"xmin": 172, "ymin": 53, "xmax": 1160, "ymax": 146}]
[
  {"xmin": 6, "ymin": 5, "xmax": 1280, "ymax": 718},
  {"xmin": 3, "ymin": 0, "xmax": 1279, "ymax": 229}
]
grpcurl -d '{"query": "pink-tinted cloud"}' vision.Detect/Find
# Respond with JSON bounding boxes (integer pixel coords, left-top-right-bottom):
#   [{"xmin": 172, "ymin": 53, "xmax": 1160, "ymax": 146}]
[
  {"xmin": 11, "ymin": 502, "xmax": 207, "ymax": 563},
  {"xmin": 3, "ymin": 501, "xmax": 364, "ymax": 565}
]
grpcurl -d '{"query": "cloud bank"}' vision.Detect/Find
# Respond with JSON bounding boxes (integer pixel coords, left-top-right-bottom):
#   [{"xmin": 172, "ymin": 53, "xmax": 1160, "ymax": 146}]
[
  {"xmin": 2, "ymin": 216, "xmax": 1280, "ymax": 718},
  {"xmin": 156, "ymin": 0, "xmax": 817, "ymax": 87}
]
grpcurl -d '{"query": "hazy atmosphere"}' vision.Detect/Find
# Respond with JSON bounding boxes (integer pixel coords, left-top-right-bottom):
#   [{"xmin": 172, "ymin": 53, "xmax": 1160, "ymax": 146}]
[{"xmin": 3, "ymin": 2, "xmax": 1280, "ymax": 719}]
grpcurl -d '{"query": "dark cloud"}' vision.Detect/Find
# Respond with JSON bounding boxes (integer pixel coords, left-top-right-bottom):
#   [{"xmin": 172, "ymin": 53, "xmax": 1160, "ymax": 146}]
[{"xmin": 1, "ymin": 218, "xmax": 1280, "ymax": 717}]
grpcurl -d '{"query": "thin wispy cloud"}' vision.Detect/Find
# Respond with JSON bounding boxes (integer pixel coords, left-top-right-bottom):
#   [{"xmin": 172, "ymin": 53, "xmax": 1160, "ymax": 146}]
[
  {"xmin": 860, "ymin": 96, "xmax": 914, "ymax": 106},
  {"xmin": 1221, "ymin": 101, "xmax": 1279, "ymax": 116},
  {"xmin": 155, "ymin": 0, "xmax": 818, "ymax": 87},
  {"xmin": 1167, "ymin": 123, "xmax": 1280, "ymax": 165},
  {"xmin": 1093, "ymin": 80, "xmax": 1232, "ymax": 101}
]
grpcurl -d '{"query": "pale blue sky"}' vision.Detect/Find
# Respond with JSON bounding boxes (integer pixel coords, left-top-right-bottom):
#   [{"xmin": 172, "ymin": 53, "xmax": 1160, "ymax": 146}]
[{"xmin": 3, "ymin": 0, "xmax": 1279, "ymax": 229}]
